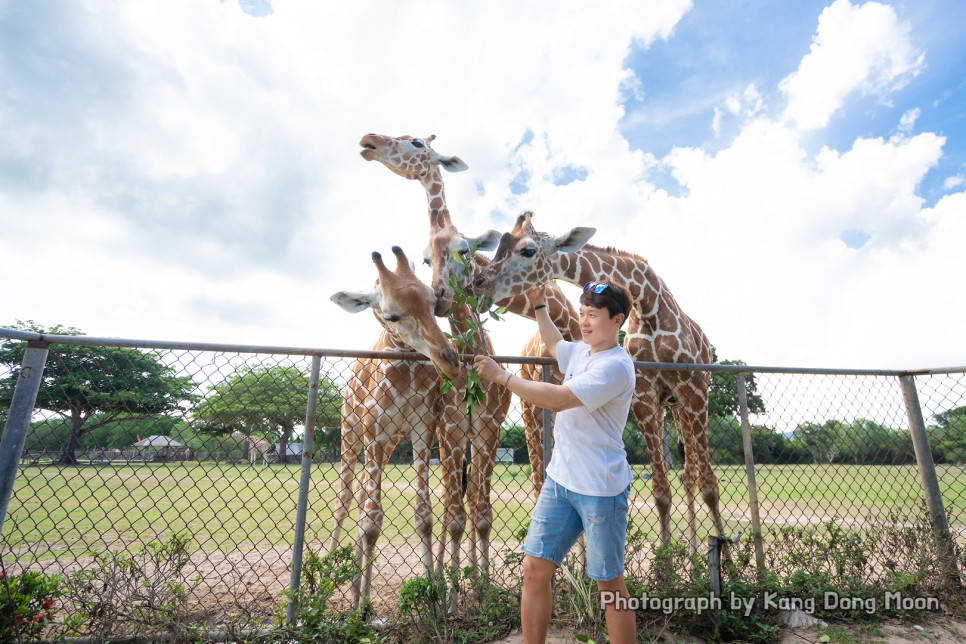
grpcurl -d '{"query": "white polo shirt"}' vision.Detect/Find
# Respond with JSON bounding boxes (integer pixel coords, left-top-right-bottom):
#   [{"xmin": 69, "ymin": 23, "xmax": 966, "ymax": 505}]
[{"xmin": 544, "ymin": 339, "xmax": 635, "ymax": 496}]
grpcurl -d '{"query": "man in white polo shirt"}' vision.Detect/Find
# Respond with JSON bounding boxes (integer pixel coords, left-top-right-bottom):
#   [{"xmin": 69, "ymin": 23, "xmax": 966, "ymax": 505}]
[{"xmin": 474, "ymin": 280, "xmax": 636, "ymax": 644}]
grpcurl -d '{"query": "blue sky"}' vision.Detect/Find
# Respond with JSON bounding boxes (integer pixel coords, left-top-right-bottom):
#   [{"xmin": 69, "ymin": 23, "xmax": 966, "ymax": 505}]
[
  {"xmin": 621, "ymin": 0, "xmax": 966, "ymax": 207},
  {"xmin": 1, "ymin": 0, "xmax": 963, "ymax": 371}
]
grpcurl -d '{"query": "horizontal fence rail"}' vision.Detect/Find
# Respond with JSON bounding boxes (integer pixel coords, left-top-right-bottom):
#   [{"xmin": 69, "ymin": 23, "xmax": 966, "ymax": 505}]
[{"xmin": 0, "ymin": 327, "xmax": 964, "ymax": 640}]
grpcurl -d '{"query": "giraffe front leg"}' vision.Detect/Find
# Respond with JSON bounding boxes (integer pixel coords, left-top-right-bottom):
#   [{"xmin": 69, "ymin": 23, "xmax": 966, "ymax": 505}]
[
  {"xmin": 354, "ymin": 438, "xmax": 387, "ymax": 609},
  {"xmin": 470, "ymin": 424, "xmax": 500, "ymax": 584},
  {"xmin": 520, "ymin": 362, "xmax": 546, "ymax": 500},
  {"xmin": 520, "ymin": 397, "xmax": 545, "ymax": 501},
  {"xmin": 438, "ymin": 427, "xmax": 466, "ymax": 615},
  {"xmin": 411, "ymin": 430, "xmax": 435, "ymax": 580},
  {"xmin": 331, "ymin": 415, "xmax": 365, "ymax": 552}
]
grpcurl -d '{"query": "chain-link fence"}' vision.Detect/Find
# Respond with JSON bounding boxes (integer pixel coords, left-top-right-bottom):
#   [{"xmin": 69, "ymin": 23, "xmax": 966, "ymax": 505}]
[{"xmin": 1, "ymin": 327, "xmax": 963, "ymax": 639}]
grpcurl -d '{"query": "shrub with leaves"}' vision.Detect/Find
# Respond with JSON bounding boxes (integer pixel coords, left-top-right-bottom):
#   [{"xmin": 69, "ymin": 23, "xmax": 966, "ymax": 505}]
[
  {"xmin": 1, "ymin": 569, "xmax": 63, "ymax": 642},
  {"xmin": 281, "ymin": 546, "xmax": 377, "ymax": 642},
  {"xmin": 64, "ymin": 532, "xmax": 199, "ymax": 638}
]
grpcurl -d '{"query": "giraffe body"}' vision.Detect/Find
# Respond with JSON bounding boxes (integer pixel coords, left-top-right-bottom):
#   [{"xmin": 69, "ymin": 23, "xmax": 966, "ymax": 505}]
[
  {"xmin": 233, "ymin": 432, "xmax": 273, "ymax": 466},
  {"xmin": 332, "ymin": 246, "xmax": 466, "ymax": 606},
  {"xmin": 473, "ymin": 212, "xmax": 723, "ymax": 550},
  {"xmin": 328, "ymin": 325, "xmax": 439, "ymax": 607}
]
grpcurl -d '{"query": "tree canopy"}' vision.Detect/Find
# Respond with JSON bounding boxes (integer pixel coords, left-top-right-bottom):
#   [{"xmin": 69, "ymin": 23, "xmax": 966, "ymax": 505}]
[
  {"xmin": 193, "ymin": 363, "xmax": 342, "ymax": 461},
  {"xmin": 0, "ymin": 321, "xmax": 198, "ymax": 464},
  {"xmin": 708, "ymin": 347, "xmax": 766, "ymax": 418}
]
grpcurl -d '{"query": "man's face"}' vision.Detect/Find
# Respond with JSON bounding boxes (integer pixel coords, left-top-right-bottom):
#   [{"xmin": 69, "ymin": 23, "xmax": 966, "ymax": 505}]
[{"xmin": 578, "ymin": 304, "xmax": 622, "ymax": 349}]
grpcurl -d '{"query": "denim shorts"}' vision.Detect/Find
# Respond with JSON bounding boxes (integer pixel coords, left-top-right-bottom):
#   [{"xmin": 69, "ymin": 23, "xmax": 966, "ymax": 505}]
[{"xmin": 521, "ymin": 475, "xmax": 631, "ymax": 581}]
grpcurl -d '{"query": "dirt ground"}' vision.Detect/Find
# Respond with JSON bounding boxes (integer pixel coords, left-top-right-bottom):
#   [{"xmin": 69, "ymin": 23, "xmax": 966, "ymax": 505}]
[{"xmin": 487, "ymin": 616, "xmax": 966, "ymax": 643}]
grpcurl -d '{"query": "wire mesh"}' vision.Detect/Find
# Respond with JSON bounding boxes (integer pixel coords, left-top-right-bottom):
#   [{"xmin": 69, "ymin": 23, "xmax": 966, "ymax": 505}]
[{"xmin": 1, "ymin": 334, "xmax": 963, "ymax": 638}]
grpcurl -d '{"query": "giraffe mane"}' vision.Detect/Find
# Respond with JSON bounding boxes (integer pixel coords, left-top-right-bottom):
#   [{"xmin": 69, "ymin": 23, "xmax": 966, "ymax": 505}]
[{"xmin": 580, "ymin": 242, "xmax": 649, "ymax": 264}]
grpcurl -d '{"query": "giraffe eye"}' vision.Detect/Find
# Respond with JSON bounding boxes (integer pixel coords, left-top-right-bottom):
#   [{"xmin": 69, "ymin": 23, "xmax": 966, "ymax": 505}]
[
  {"xmin": 422, "ymin": 258, "xmax": 431, "ymax": 266},
  {"xmin": 384, "ymin": 314, "xmax": 401, "ymax": 323},
  {"xmin": 411, "ymin": 140, "xmax": 425, "ymax": 148},
  {"xmin": 520, "ymin": 248, "xmax": 537, "ymax": 258}
]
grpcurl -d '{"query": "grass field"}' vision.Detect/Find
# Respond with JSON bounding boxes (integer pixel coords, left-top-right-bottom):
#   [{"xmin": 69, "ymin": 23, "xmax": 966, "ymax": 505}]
[{"xmin": 4, "ymin": 461, "xmax": 964, "ymax": 564}]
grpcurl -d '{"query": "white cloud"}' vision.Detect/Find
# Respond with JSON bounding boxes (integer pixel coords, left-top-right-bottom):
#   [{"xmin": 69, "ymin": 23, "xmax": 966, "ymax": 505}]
[
  {"xmin": 897, "ymin": 107, "xmax": 921, "ymax": 135},
  {"xmin": 1, "ymin": 0, "xmax": 962, "ymax": 375},
  {"xmin": 780, "ymin": 0, "xmax": 924, "ymax": 132}
]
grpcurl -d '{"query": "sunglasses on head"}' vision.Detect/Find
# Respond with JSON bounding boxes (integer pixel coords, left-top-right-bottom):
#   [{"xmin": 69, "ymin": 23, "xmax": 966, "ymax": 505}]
[{"xmin": 583, "ymin": 282, "xmax": 609, "ymax": 294}]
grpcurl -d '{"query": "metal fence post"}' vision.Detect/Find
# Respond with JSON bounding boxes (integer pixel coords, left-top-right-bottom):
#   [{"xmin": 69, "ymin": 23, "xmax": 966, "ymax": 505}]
[
  {"xmin": 0, "ymin": 340, "xmax": 49, "ymax": 535},
  {"xmin": 287, "ymin": 355, "xmax": 321, "ymax": 626},
  {"xmin": 898, "ymin": 374, "xmax": 961, "ymax": 582},
  {"xmin": 737, "ymin": 373, "xmax": 766, "ymax": 578}
]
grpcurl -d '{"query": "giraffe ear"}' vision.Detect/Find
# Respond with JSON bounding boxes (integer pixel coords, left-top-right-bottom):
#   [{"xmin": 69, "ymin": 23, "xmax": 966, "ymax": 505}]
[
  {"xmin": 553, "ymin": 227, "xmax": 596, "ymax": 253},
  {"xmin": 330, "ymin": 290, "xmax": 379, "ymax": 313},
  {"xmin": 469, "ymin": 229, "xmax": 502, "ymax": 252},
  {"xmin": 436, "ymin": 154, "xmax": 469, "ymax": 173}
]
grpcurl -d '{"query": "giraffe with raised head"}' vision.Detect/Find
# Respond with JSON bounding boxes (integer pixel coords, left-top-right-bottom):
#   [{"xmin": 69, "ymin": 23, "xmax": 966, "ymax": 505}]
[
  {"xmin": 331, "ymin": 246, "xmax": 460, "ymax": 607},
  {"xmin": 360, "ymin": 133, "xmax": 514, "ymax": 586},
  {"xmin": 471, "ymin": 212, "xmax": 723, "ymax": 551},
  {"xmin": 359, "ymin": 132, "xmax": 581, "ymax": 500}
]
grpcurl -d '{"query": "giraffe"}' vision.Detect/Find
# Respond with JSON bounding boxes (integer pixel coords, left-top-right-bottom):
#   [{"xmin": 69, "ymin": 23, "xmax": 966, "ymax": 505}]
[
  {"xmin": 358, "ymin": 132, "xmax": 581, "ymax": 499},
  {"xmin": 232, "ymin": 431, "xmax": 273, "ymax": 466},
  {"xmin": 326, "ymin": 328, "xmax": 440, "ymax": 608},
  {"xmin": 331, "ymin": 245, "xmax": 460, "ymax": 607},
  {"xmin": 471, "ymin": 212, "xmax": 724, "ymax": 551}
]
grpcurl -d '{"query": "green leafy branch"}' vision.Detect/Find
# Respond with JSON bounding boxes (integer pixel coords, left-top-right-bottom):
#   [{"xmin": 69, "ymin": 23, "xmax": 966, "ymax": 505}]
[{"xmin": 440, "ymin": 246, "xmax": 508, "ymax": 416}]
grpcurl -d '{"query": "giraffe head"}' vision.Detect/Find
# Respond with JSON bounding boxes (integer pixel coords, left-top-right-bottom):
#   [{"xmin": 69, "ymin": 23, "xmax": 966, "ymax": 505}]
[
  {"xmin": 359, "ymin": 131, "xmax": 500, "ymax": 315},
  {"xmin": 426, "ymin": 209, "xmax": 501, "ymax": 315},
  {"xmin": 471, "ymin": 212, "xmax": 596, "ymax": 301},
  {"xmin": 331, "ymin": 246, "xmax": 463, "ymax": 380},
  {"xmin": 359, "ymin": 133, "xmax": 468, "ymax": 187}
]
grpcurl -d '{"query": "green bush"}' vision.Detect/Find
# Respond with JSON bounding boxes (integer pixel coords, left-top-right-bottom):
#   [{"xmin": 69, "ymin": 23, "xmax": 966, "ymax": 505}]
[{"xmin": 1, "ymin": 570, "xmax": 63, "ymax": 642}]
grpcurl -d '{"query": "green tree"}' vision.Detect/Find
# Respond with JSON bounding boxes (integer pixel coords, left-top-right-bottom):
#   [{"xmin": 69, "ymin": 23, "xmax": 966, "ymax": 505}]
[
  {"xmin": 792, "ymin": 420, "xmax": 847, "ymax": 464},
  {"xmin": 500, "ymin": 424, "xmax": 532, "ymax": 464},
  {"xmin": 0, "ymin": 321, "xmax": 198, "ymax": 465},
  {"xmin": 708, "ymin": 347, "xmax": 765, "ymax": 418},
  {"xmin": 843, "ymin": 418, "xmax": 914, "ymax": 465},
  {"xmin": 707, "ymin": 415, "xmax": 743, "ymax": 464},
  {"xmin": 194, "ymin": 364, "xmax": 342, "ymax": 462},
  {"xmin": 930, "ymin": 405, "xmax": 966, "ymax": 464}
]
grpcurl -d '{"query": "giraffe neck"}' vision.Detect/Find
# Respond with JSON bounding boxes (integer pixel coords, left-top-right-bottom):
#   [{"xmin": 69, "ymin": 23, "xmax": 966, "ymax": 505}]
[
  {"xmin": 419, "ymin": 168, "xmax": 449, "ymax": 224},
  {"xmin": 376, "ymin": 329, "xmax": 419, "ymax": 353},
  {"xmin": 553, "ymin": 246, "xmax": 661, "ymax": 315}
]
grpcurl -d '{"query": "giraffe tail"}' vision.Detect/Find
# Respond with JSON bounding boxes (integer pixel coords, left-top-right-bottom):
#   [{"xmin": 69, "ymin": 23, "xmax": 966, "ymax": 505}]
[{"xmin": 677, "ymin": 439, "xmax": 686, "ymax": 466}]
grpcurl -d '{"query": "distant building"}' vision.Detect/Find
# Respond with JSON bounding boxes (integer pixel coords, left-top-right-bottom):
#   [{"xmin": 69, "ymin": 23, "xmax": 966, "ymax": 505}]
[{"xmin": 276, "ymin": 443, "xmax": 302, "ymax": 462}]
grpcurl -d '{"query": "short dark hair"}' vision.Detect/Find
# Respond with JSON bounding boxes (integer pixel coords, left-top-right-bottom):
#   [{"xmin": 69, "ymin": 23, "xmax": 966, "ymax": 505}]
[{"xmin": 579, "ymin": 282, "xmax": 631, "ymax": 326}]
